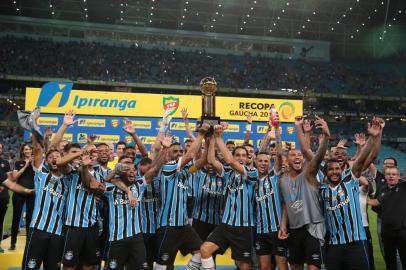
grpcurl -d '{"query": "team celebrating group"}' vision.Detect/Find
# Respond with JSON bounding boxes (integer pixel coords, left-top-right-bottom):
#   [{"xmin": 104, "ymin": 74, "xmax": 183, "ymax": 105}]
[{"xmin": 0, "ymin": 106, "xmax": 405, "ymax": 270}]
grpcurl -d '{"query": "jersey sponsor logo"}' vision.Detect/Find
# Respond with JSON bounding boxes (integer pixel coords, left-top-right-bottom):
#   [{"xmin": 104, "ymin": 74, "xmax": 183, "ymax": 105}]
[
  {"xmin": 77, "ymin": 118, "xmax": 106, "ymax": 128},
  {"xmin": 163, "ymin": 96, "xmax": 180, "ymax": 116},
  {"xmin": 64, "ymin": 251, "xmax": 74, "ymax": 260},
  {"xmin": 38, "ymin": 117, "xmax": 59, "ymax": 126},
  {"xmin": 291, "ymin": 200, "xmax": 303, "ymax": 210},
  {"xmin": 202, "ymin": 184, "xmax": 223, "ymax": 195},
  {"xmin": 43, "ymin": 185, "xmax": 64, "ymax": 199},
  {"xmin": 227, "ymin": 184, "xmax": 244, "ymax": 192},
  {"xmin": 36, "ymin": 82, "xmax": 73, "ymax": 108},
  {"xmin": 326, "ymin": 196, "xmax": 350, "ymax": 211},
  {"xmin": 256, "ymin": 190, "xmax": 275, "ymax": 202}
]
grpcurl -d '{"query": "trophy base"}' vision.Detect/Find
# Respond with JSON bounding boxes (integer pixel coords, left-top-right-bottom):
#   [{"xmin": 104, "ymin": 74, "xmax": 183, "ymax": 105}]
[{"xmin": 200, "ymin": 116, "xmax": 221, "ymax": 126}]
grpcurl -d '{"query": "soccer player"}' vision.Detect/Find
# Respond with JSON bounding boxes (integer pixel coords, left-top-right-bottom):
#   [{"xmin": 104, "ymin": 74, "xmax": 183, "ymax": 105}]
[
  {"xmin": 57, "ymin": 142, "xmax": 104, "ymax": 270},
  {"xmin": 82, "ymin": 152, "xmax": 148, "ymax": 270},
  {"xmin": 146, "ymin": 124, "xmax": 210, "ymax": 270},
  {"xmin": 254, "ymin": 118, "xmax": 288, "ymax": 270},
  {"xmin": 200, "ymin": 125, "xmax": 258, "ymax": 270},
  {"xmin": 318, "ymin": 119, "xmax": 383, "ymax": 270},
  {"xmin": 21, "ymin": 128, "xmax": 69, "ymax": 270},
  {"xmin": 191, "ymin": 136, "xmax": 225, "ymax": 243},
  {"xmin": 278, "ymin": 116, "xmax": 329, "ymax": 270}
]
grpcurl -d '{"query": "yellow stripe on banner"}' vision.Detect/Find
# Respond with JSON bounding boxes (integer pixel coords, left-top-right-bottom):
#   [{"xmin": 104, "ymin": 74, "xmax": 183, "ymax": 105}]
[{"xmin": 26, "ymin": 87, "xmax": 302, "ymax": 122}]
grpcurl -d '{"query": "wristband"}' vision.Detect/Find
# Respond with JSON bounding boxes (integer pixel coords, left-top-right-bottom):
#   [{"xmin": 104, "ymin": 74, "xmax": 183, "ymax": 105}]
[{"xmin": 245, "ymin": 124, "xmax": 252, "ymax": 132}]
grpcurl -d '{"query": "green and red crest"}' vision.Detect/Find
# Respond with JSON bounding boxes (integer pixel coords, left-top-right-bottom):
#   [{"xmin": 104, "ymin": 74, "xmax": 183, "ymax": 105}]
[
  {"xmin": 111, "ymin": 119, "xmax": 120, "ymax": 128},
  {"xmin": 162, "ymin": 96, "xmax": 180, "ymax": 116}
]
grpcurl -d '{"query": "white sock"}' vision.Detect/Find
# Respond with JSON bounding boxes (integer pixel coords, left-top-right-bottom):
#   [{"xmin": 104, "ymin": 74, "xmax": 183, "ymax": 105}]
[
  {"xmin": 187, "ymin": 253, "xmax": 201, "ymax": 270},
  {"xmin": 188, "ymin": 218, "xmax": 193, "ymax": 226},
  {"xmin": 201, "ymin": 257, "xmax": 215, "ymax": 270},
  {"xmin": 154, "ymin": 263, "xmax": 167, "ymax": 270}
]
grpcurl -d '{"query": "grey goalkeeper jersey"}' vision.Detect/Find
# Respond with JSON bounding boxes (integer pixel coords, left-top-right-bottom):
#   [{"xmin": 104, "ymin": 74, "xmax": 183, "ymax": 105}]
[{"xmin": 280, "ymin": 171, "xmax": 324, "ymax": 229}]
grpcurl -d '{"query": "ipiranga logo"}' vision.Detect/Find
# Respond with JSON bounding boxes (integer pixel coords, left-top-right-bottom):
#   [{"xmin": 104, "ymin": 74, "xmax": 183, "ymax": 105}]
[{"xmin": 36, "ymin": 82, "xmax": 136, "ymax": 111}]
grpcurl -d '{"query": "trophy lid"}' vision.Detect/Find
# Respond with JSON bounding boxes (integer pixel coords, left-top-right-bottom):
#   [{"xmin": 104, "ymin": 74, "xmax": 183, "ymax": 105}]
[{"xmin": 200, "ymin": 77, "xmax": 217, "ymax": 95}]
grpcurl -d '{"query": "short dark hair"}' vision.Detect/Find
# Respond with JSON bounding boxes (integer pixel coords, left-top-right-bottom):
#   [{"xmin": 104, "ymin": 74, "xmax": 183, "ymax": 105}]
[
  {"xmin": 116, "ymin": 141, "xmax": 126, "ymax": 149},
  {"xmin": 256, "ymin": 151, "xmax": 269, "ymax": 156},
  {"xmin": 139, "ymin": 157, "xmax": 152, "ymax": 166},
  {"xmin": 226, "ymin": 141, "xmax": 235, "ymax": 146},
  {"xmin": 96, "ymin": 143, "xmax": 109, "ymax": 148},
  {"xmin": 64, "ymin": 142, "xmax": 81, "ymax": 153},
  {"xmin": 170, "ymin": 142, "xmax": 181, "ymax": 147},
  {"xmin": 45, "ymin": 149, "xmax": 61, "ymax": 159},
  {"xmin": 125, "ymin": 145, "xmax": 135, "ymax": 151},
  {"xmin": 383, "ymin": 157, "xmax": 397, "ymax": 166},
  {"xmin": 118, "ymin": 155, "xmax": 134, "ymax": 162},
  {"xmin": 184, "ymin": 138, "xmax": 193, "ymax": 144},
  {"xmin": 232, "ymin": 146, "xmax": 248, "ymax": 156},
  {"xmin": 244, "ymin": 143, "xmax": 254, "ymax": 149},
  {"xmin": 323, "ymin": 158, "xmax": 341, "ymax": 175}
]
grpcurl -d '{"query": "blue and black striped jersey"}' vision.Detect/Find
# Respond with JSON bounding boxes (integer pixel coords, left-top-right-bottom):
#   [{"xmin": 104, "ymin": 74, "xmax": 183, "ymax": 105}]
[
  {"xmin": 222, "ymin": 166, "xmax": 258, "ymax": 227},
  {"xmin": 30, "ymin": 163, "xmax": 68, "ymax": 235},
  {"xmin": 254, "ymin": 171, "xmax": 283, "ymax": 233},
  {"xmin": 104, "ymin": 182, "xmax": 143, "ymax": 241},
  {"xmin": 64, "ymin": 169, "xmax": 100, "ymax": 227},
  {"xmin": 192, "ymin": 168, "xmax": 225, "ymax": 225},
  {"xmin": 157, "ymin": 159, "xmax": 190, "ymax": 227},
  {"xmin": 320, "ymin": 169, "xmax": 366, "ymax": 245},
  {"xmin": 137, "ymin": 177, "xmax": 160, "ymax": 234}
]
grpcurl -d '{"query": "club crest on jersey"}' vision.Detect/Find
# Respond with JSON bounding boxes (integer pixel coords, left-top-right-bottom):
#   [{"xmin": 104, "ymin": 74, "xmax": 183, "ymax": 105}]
[
  {"xmin": 109, "ymin": 259, "xmax": 118, "ymax": 269},
  {"xmin": 337, "ymin": 190, "xmax": 345, "ymax": 197},
  {"xmin": 161, "ymin": 253, "xmax": 169, "ymax": 261},
  {"xmin": 27, "ymin": 259, "xmax": 37, "ymax": 269},
  {"xmin": 255, "ymin": 242, "xmax": 261, "ymax": 250},
  {"xmin": 162, "ymin": 96, "xmax": 180, "ymax": 116},
  {"xmin": 64, "ymin": 251, "xmax": 74, "ymax": 260}
]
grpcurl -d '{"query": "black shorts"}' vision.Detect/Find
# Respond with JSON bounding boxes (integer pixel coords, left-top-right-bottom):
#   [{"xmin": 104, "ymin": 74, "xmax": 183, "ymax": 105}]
[
  {"xmin": 105, "ymin": 234, "xmax": 148, "ymax": 270},
  {"xmin": 62, "ymin": 225, "xmax": 101, "ymax": 267},
  {"xmin": 326, "ymin": 241, "xmax": 370, "ymax": 270},
  {"xmin": 206, "ymin": 223, "xmax": 255, "ymax": 262},
  {"xmin": 255, "ymin": 232, "xmax": 287, "ymax": 257},
  {"xmin": 287, "ymin": 226, "xmax": 324, "ymax": 267},
  {"xmin": 156, "ymin": 225, "xmax": 202, "ymax": 265},
  {"xmin": 22, "ymin": 229, "xmax": 64, "ymax": 270},
  {"xmin": 143, "ymin": 233, "xmax": 157, "ymax": 266},
  {"xmin": 192, "ymin": 219, "xmax": 217, "ymax": 242}
]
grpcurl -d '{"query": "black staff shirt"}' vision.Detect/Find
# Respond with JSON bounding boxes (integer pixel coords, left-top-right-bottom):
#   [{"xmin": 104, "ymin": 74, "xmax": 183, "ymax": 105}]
[{"xmin": 378, "ymin": 181, "xmax": 406, "ymax": 231}]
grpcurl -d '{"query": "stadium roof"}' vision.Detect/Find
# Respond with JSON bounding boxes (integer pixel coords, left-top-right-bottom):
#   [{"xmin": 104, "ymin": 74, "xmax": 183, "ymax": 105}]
[{"xmin": 1, "ymin": 0, "xmax": 405, "ymax": 45}]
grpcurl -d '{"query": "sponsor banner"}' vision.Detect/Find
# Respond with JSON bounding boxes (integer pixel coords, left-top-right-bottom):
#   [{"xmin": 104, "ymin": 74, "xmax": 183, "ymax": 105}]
[
  {"xmin": 232, "ymin": 139, "xmax": 254, "ymax": 146},
  {"xmin": 225, "ymin": 124, "xmax": 240, "ymax": 133},
  {"xmin": 77, "ymin": 133, "xmax": 120, "ymax": 144},
  {"xmin": 38, "ymin": 117, "xmax": 59, "ymax": 126},
  {"xmin": 77, "ymin": 118, "xmax": 106, "ymax": 128},
  {"xmin": 25, "ymin": 83, "xmax": 302, "ymax": 121},
  {"xmin": 169, "ymin": 122, "xmax": 197, "ymax": 131},
  {"xmin": 256, "ymin": 125, "xmax": 283, "ymax": 134},
  {"xmin": 216, "ymin": 97, "xmax": 302, "ymax": 122},
  {"xmin": 51, "ymin": 133, "xmax": 73, "ymax": 142}
]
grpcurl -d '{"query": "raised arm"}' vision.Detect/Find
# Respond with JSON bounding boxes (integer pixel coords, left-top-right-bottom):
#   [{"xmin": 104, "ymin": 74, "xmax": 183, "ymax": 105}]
[
  {"xmin": 144, "ymin": 136, "xmax": 172, "ymax": 183},
  {"xmin": 123, "ymin": 118, "xmax": 148, "ymax": 157},
  {"xmin": 304, "ymin": 117, "xmax": 330, "ymax": 188},
  {"xmin": 243, "ymin": 113, "xmax": 252, "ymax": 145},
  {"xmin": 2, "ymin": 172, "xmax": 34, "ymax": 195},
  {"xmin": 11, "ymin": 159, "xmax": 31, "ymax": 182},
  {"xmin": 180, "ymin": 123, "xmax": 209, "ymax": 169},
  {"xmin": 295, "ymin": 116, "xmax": 314, "ymax": 161},
  {"xmin": 151, "ymin": 109, "xmax": 172, "ymax": 160},
  {"xmin": 80, "ymin": 153, "xmax": 105, "ymax": 194},
  {"xmin": 50, "ymin": 110, "xmax": 76, "ymax": 150},
  {"xmin": 31, "ymin": 126, "xmax": 44, "ymax": 169},
  {"xmin": 207, "ymin": 135, "xmax": 224, "ymax": 176},
  {"xmin": 190, "ymin": 138, "xmax": 209, "ymax": 172},
  {"xmin": 214, "ymin": 125, "xmax": 245, "ymax": 175},
  {"xmin": 273, "ymin": 121, "xmax": 283, "ymax": 173},
  {"xmin": 352, "ymin": 118, "xmax": 383, "ymax": 178},
  {"xmin": 181, "ymin": 108, "xmax": 196, "ymax": 140}
]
